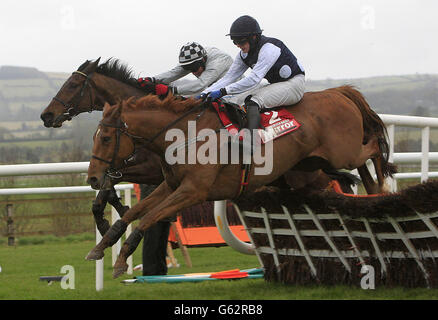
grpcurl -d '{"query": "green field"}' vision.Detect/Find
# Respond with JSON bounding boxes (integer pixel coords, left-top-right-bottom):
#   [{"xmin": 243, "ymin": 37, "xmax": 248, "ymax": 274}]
[{"xmin": 1, "ymin": 236, "xmax": 437, "ymax": 300}]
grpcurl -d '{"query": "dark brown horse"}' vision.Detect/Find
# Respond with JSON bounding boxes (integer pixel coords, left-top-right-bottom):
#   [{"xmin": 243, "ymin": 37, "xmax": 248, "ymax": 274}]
[
  {"xmin": 85, "ymin": 87, "xmax": 394, "ymax": 278},
  {"xmin": 41, "ymin": 58, "xmax": 155, "ymax": 128},
  {"xmin": 40, "ymin": 58, "xmax": 360, "ymax": 236},
  {"xmin": 40, "ymin": 58, "xmax": 166, "ymax": 235}
]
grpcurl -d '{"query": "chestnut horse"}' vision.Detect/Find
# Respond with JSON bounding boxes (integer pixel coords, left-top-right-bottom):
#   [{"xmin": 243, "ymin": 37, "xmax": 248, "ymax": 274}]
[
  {"xmin": 39, "ymin": 58, "xmax": 360, "ymax": 236},
  {"xmin": 86, "ymin": 88, "xmax": 394, "ymax": 278},
  {"xmin": 41, "ymin": 58, "xmax": 393, "ymax": 194}
]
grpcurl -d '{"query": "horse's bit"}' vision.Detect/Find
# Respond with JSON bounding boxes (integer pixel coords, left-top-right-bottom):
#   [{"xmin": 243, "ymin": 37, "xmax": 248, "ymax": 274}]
[{"xmin": 51, "ymin": 70, "xmax": 96, "ymax": 118}]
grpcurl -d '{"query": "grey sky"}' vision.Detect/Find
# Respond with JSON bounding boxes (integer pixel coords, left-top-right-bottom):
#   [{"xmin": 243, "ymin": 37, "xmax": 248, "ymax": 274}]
[{"xmin": 1, "ymin": 0, "xmax": 437, "ymax": 80}]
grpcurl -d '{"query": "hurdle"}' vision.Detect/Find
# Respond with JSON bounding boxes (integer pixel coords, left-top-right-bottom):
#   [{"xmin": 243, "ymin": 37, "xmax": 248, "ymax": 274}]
[{"xmin": 225, "ymin": 182, "xmax": 438, "ymax": 287}]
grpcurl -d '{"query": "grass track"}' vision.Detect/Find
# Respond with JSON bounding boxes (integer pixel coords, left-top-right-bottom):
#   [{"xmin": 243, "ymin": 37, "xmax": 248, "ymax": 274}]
[{"xmin": 1, "ymin": 240, "xmax": 438, "ymax": 300}]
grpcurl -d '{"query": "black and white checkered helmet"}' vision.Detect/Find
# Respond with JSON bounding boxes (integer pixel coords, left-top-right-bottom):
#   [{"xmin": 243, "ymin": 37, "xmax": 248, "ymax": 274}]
[{"xmin": 179, "ymin": 42, "xmax": 207, "ymax": 65}]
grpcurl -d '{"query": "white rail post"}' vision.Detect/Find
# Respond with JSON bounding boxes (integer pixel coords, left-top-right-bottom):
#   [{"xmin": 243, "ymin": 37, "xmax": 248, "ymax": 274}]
[
  {"xmin": 112, "ymin": 190, "xmax": 122, "ymax": 267},
  {"xmin": 95, "ymin": 191, "xmax": 104, "ymax": 292},
  {"xmin": 350, "ymin": 169, "xmax": 358, "ymax": 195},
  {"xmin": 387, "ymin": 124, "xmax": 396, "ymax": 192},
  {"xmin": 421, "ymin": 126, "xmax": 430, "ymax": 183},
  {"xmin": 124, "ymin": 188, "xmax": 133, "ymax": 275}
]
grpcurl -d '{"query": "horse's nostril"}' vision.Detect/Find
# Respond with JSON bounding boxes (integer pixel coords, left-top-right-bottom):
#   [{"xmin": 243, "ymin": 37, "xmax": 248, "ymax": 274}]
[
  {"xmin": 41, "ymin": 112, "xmax": 54, "ymax": 125},
  {"xmin": 88, "ymin": 176, "xmax": 99, "ymax": 189}
]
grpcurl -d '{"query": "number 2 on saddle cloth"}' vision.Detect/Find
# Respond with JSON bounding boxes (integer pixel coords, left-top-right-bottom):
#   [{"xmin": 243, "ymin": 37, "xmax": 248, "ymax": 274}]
[{"xmin": 211, "ymin": 101, "xmax": 301, "ymax": 144}]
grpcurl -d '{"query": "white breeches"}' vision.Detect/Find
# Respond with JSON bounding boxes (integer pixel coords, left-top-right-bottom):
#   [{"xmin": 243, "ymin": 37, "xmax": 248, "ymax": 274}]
[{"xmin": 223, "ymin": 74, "xmax": 305, "ymax": 108}]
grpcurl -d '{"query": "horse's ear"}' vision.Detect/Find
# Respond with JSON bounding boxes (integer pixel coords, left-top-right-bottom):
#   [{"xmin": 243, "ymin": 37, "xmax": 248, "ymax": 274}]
[
  {"xmin": 89, "ymin": 57, "xmax": 101, "ymax": 72},
  {"xmin": 78, "ymin": 59, "xmax": 91, "ymax": 72},
  {"xmin": 112, "ymin": 101, "xmax": 123, "ymax": 119},
  {"xmin": 102, "ymin": 102, "xmax": 112, "ymax": 115},
  {"xmin": 126, "ymin": 96, "xmax": 137, "ymax": 107}
]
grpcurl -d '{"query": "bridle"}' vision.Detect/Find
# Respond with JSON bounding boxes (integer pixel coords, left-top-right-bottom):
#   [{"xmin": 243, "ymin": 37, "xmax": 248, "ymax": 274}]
[
  {"xmin": 51, "ymin": 70, "xmax": 97, "ymax": 118},
  {"xmin": 91, "ymin": 102, "xmax": 208, "ymax": 180},
  {"xmin": 91, "ymin": 119, "xmax": 136, "ymax": 179}
]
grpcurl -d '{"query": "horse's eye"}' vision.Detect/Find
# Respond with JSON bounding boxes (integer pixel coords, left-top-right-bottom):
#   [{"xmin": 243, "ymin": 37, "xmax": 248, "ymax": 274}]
[
  {"xmin": 70, "ymin": 82, "xmax": 79, "ymax": 89},
  {"xmin": 102, "ymin": 136, "xmax": 111, "ymax": 143}
]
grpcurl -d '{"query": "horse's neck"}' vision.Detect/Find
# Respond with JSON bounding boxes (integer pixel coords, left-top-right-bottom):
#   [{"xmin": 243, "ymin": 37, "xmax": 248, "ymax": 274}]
[
  {"xmin": 94, "ymin": 74, "xmax": 144, "ymax": 110},
  {"xmin": 125, "ymin": 106, "xmax": 221, "ymax": 157}
]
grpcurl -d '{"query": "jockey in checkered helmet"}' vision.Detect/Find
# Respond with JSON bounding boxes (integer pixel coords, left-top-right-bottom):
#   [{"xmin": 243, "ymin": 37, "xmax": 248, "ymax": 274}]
[
  {"xmin": 138, "ymin": 41, "xmax": 233, "ymax": 97},
  {"xmin": 179, "ymin": 42, "xmax": 207, "ymax": 66}
]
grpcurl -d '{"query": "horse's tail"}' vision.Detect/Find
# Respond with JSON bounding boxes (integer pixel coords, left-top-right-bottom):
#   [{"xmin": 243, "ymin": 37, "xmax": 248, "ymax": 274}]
[{"xmin": 332, "ymin": 85, "xmax": 397, "ymax": 178}]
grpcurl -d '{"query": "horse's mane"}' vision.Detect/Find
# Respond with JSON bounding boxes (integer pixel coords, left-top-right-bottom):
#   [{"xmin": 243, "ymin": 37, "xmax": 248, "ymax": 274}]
[
  {"xmin": 124, "ymin": 94, "xmax": 202, "ymax": 114},
  {"xmin": 78, "ymin": 58, "xmax": 145, "ymax": 91},
  {"xmin": 96, "ymin": 58, "xmax": 139, "ymax": 87}
]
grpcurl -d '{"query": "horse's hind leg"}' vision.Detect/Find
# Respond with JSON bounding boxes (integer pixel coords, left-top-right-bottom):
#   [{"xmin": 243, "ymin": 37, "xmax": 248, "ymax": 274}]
[
  {"xmin": 356, "ymin": 139, "xmax": 392, "ymax": 194},
  {"xmin": 372, "ymin": 156, "xmax": 391, "ymax": 193},
  {"xmin": 85, "ymin": 182, "xmax": 172, "ymax": 261},
  {"xmin": 343, "ymin": 135, "xmax": 383, "ymax": 194},
  {"xmin": 357, "ymin": 164, "xmax": 380, "ymax": 194}
]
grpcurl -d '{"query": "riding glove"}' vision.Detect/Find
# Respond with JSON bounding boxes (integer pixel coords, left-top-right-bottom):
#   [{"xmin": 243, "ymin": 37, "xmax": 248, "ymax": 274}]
[
  {"xmin": 137, "ymin": 77, "xmax": 156, "ymax": 85},
  {"xmin": 207, "ymin": 88, "xmax": 227, "ymax": 100},
  {"xmin": 137, "ymin": 78, "xmax": 175, "ymax": 97},
  {"xmin": 196, "ymin": 93, "xmax": 208, "ymax": 100}
]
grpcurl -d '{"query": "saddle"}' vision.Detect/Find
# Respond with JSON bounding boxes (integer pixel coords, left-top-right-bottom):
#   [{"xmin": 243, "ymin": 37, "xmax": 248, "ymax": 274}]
[
  {"xmin": 210, "ymin": 100, "xmax": 247, "ymax": 133},
  {"xmin": 210, "ymin": 100, "xmax": 301, "ymax": 144}
]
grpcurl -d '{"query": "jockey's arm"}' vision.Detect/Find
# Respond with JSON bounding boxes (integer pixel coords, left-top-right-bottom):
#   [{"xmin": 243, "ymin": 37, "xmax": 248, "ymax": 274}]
[
  {"xmin": 202, "ymin": 53, "xmax": 248, "ymax": 94},
  {"xmin": 224, "ymin": 43, "xmax": 281, "ymax": 95},
  {"xmin": 173, "ymin": 54, "xmax": 233, "ymax": 96},
  {"xmin": 153, "ymin": 65, "xmax": 191, "ymax": 85}
]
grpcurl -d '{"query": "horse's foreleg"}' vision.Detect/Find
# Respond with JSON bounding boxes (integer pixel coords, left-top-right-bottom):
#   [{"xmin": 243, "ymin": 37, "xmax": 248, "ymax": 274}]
[
  {"xmin": 107, "ymin": 186, "xmax": 130, "ymax": 218},
  {"xmin": 112, "ymin": 183, "xmax": 208, "ymax": 278},
  {"xmin": 85, "ymin": 182, "xmax": 172, "ymax": 261},
  {"xmin": 92, "ymin": 190, "xmax": 111, "ymax": 236}
]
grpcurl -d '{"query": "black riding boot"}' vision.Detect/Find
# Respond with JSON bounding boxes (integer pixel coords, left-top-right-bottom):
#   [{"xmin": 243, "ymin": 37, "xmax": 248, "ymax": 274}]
[
  {"xmin": 242, "ymin": 100, "xmax": 261, "ymax": 155},
  {"xmin": 142, "ymin": 221, "xmax": 171, "ymax": 276},
  {"xmin": 140, "ymin": 184, "xmax": 168, "ymax": 276}
]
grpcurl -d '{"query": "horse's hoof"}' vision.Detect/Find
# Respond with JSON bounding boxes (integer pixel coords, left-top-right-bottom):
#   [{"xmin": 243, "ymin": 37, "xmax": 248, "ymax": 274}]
[
  {"xmin": 85, "ymin": 248, "xmax": 104, "ymax": 261},
  {"xmin": 113, "ymin": 263, "xmax": 128, "ymax": 279}
]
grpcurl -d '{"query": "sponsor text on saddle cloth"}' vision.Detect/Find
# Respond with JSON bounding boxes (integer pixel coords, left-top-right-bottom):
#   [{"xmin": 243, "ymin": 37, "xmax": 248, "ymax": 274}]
[{"xmin": 211, "ymin": 101, "xmax": 301, "ymax": 143}]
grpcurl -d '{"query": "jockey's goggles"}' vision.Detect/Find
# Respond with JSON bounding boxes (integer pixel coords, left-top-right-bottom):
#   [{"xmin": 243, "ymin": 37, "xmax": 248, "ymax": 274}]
[
  {"xmin": 232, "ymin": 37, "xmax": 249, "ymax": 45},
  {"xmin": 182, "ymin": 60, "xmax": 204, "ymax": 72}
]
